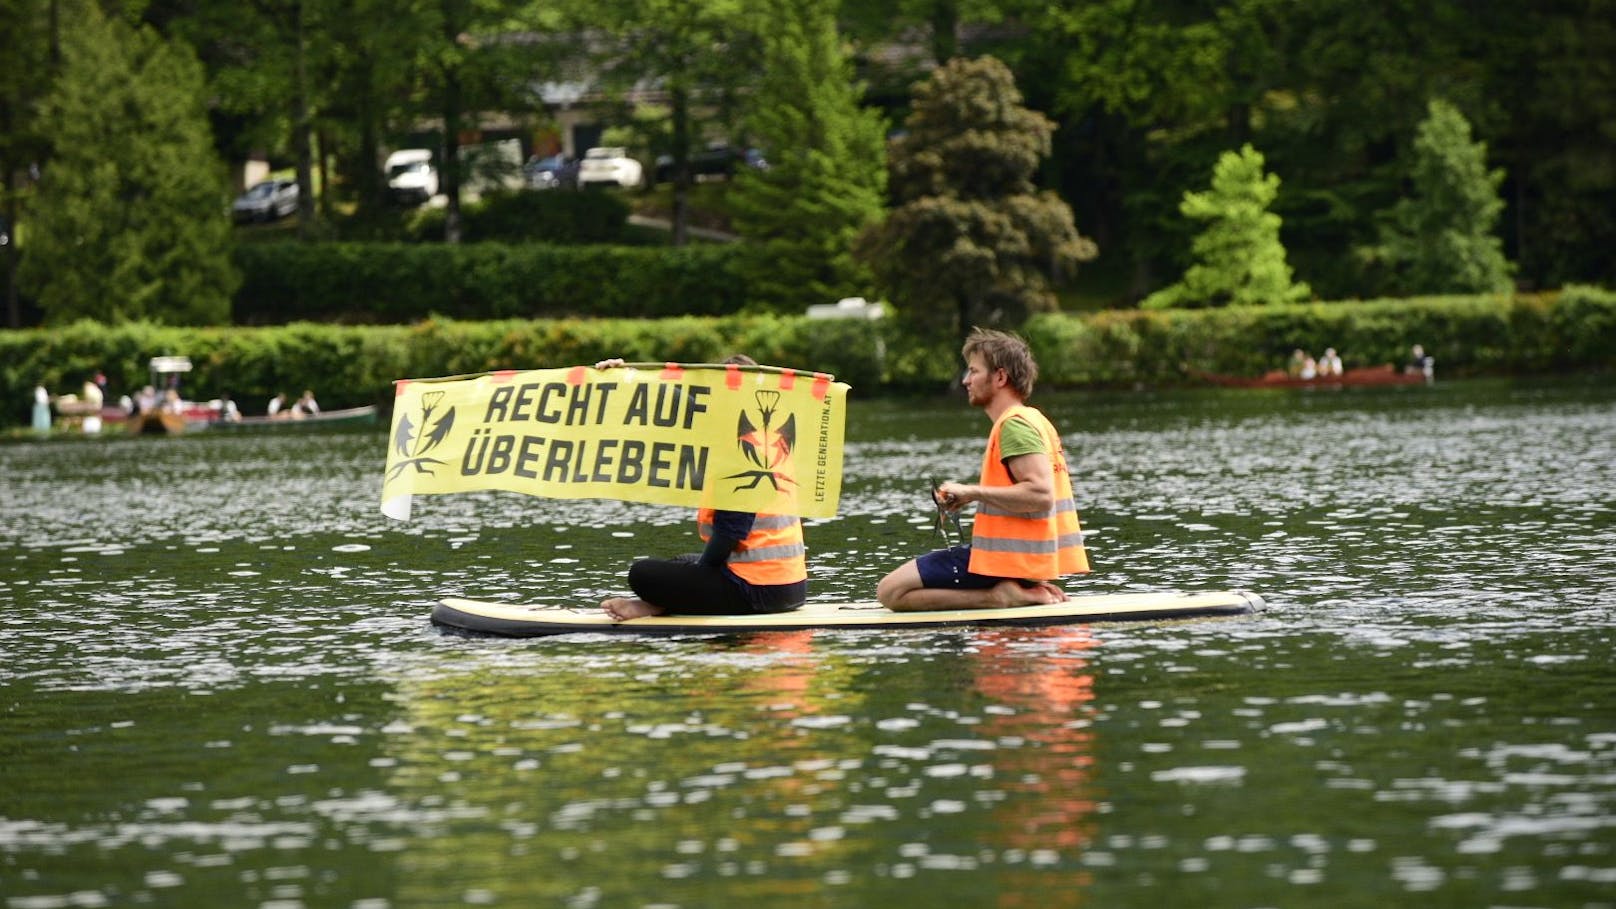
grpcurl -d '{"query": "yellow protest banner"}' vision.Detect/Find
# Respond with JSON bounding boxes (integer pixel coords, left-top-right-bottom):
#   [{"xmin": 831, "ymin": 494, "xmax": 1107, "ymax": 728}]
[{"xmin": 381, "ymin": 362, "xmax": 849, "ymax": 521}]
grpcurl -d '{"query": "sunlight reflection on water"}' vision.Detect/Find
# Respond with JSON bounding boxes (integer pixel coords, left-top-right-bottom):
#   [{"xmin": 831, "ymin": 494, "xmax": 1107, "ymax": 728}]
[{"xmin": 2, "ymin": 379, "xmax": 1615, "ymax": 907}]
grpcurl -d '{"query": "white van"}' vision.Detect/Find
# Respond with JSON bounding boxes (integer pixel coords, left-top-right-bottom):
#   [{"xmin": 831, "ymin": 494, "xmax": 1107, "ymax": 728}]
[{"xmin": 385, "ymin": 149, "xmax": 438, "ymax": 205}]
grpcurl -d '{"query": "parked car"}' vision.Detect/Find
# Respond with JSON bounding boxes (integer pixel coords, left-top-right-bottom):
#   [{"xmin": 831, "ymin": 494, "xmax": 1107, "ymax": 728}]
[
  {"xmin": 385, "ymin": 149, "xmax": 438, "ymax": 205},
  {"xmin": 524, "ymin": 153, "xmax": 579, "ymax": 189},
  {"xmin": 232, "ymin": 179, "xmax": 299, "ymax": 223},
  {"xmin": 577, "ymin": 147, "xmax": 643, "ymax": 189},
  {"xmin": 653, "ymin": 145, "xmax": 767, "ymax": 185}
]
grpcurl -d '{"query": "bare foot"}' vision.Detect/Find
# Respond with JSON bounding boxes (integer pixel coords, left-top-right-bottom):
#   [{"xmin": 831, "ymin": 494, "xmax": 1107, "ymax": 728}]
[
  {"xmin": 991, "ymin": 580, "xmax": 1067, "ymax": 608},
  {"xmin": 601, "ymin": 597, "xmax": 666, "ymax": 621},
  {"xmin": 1028, "ymin": 581, "xmax": 1069, "ymax": 603}
]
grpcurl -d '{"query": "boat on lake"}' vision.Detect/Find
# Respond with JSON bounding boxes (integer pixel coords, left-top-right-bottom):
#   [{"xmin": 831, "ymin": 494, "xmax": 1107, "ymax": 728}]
[
  {"xmin": 210, "ymin": 404, "xmax": 379, "ymax": 431},
  {"xmin": 124, "ymin": 357, "xmax": 221, "ymax": 435},
  {"xmin": 1191, "ymin": 363, "xmax": 1432, "ymax": 389},
  {"xmin": 127, "ymin": 406, "xmax": 215, "ymax": 435}
]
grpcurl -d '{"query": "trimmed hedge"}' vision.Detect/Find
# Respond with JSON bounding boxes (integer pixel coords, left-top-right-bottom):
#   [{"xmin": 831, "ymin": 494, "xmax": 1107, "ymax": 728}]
[
  {"xmin": 5, "ymin": 287, "xmax": 1612, "ymax": 428},
  {"xmin": 1022, "ymin": 286, "xmax": 1616, "ymax": 387},
  {"xmin": 232, "ymin": 241, "xmax": 750, "ymax": 324}
]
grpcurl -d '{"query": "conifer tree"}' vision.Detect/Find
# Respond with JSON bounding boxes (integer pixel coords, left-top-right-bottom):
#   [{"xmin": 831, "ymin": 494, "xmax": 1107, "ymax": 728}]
[
  {"xmin": 1143, "ymin": 144, "xmax": 1310, "ymax": 309},
  {"xmin": 19, "ymin": 7, "xmax": 237, "ymax": 325},
  {"xmin": 1376, "ymin": 99, "xmax": 1513, "ymax": 294},
  {"xmin": 855, "ymin": 56, "xmax": 1096, "ymax": 337},
  {"xmin": 726, "ymin": 0, "xmax": 888, "ymax": 311}
]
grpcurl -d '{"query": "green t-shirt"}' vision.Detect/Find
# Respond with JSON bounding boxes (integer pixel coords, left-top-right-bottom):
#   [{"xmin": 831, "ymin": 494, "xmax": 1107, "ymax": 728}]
[{"xmin": 998, "ymin": 414, "xmax": 1046, "ymax": 461}]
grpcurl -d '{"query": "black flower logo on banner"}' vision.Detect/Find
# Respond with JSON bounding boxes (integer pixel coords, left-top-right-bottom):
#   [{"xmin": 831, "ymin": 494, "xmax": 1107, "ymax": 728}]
[
  {"xmin": 727, "ymin": 389, "xmax": 796, "ymax": 492},
  {"xmin": 387, "ymin": 390, "xmax": 457, "ymax": 481}
]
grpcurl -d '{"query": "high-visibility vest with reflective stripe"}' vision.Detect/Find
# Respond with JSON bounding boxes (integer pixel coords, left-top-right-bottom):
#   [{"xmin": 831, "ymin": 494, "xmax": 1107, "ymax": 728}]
[
  {"xmin": 967, "ymin": 404, "xmax": 1090, "ymax": 580},
  {"xmin": 697, "ymin": 509, "xmax": 807, "ymax": 586}
]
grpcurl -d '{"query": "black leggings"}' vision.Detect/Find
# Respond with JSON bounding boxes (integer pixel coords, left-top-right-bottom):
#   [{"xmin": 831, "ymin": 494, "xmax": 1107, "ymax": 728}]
[{"xmin": 627, "ymin": 555, "xmax": 804, "ymax": 615}]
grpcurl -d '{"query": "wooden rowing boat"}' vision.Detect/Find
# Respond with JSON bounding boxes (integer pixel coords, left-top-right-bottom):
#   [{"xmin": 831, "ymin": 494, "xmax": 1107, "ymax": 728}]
[
  {"xmin": 210, "ymin": 404, "xmax": 379, "ymax": 430},
  {"xmin": 1191, "ymin": 364, "xmax": 1431, "ymax": 389}
]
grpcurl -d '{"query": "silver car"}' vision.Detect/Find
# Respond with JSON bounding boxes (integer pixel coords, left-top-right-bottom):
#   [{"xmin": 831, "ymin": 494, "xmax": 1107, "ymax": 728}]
[{"xmin": 232, "ymin": 180, "xmax": 299, "ymax": 222}]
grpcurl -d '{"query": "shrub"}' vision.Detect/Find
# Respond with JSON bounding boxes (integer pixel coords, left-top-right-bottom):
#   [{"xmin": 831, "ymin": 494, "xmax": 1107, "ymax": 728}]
[
  {"xmin": 4, "ymin": 289, "xmax": 1612, "ymax": 428},
  {"xmin": 231, "ymin": 242, "xmax": 749, "ymax": 324}
]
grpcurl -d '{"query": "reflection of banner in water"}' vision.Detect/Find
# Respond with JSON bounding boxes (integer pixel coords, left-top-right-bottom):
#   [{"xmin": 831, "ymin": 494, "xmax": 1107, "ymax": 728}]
[{"xmin": 382, "ymin": 362, "xmax": 849, "ymax": 520}]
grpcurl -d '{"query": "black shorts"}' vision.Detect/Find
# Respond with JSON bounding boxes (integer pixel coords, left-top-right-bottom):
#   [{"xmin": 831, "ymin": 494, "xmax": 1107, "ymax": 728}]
[{"xmin": 628, "ymin": 555, "xmax": 805, "ymax": 615}]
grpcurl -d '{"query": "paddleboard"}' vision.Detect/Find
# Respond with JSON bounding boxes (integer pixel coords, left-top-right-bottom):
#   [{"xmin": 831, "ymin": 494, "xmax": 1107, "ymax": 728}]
[{"xmin": 431, "ymin": 590, "xmax": 1264, "ymax": 637}]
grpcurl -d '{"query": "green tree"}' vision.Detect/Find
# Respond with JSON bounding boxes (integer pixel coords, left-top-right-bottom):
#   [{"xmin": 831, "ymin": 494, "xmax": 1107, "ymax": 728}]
[
  {"xmin": 856, "ymin": 56, "xmax": 1096, "ymax": 338},
  {"xmin": 1006, "ymin": 0, "xmax": 1498, "ymax": 299},
  {"xmin": 1372, "ymin": 99, "xmax": 1512, "ymax": 295},
  {"xmin": 19, "ymin": 8, "xmax": 237, "ymax": 324},
  {"xmin": 584, "ymin": 0, "xmax": 761, "ymax": 245},
  {"xmin": 163, "ymin": 0, "xmax": 336, "ymax": 239},
  {"xmin": 727, "ymin": 0, "xmax": 887, "ymax": 311},
  {"xmin": 0, "ymin": 0, "xmax": 57, "ymax": 327},
  {"xmin": 1143, "ymin": 143, "xmax": 1309, "ymax": 309},
  {"xmin": 840, "ymin": 0, "xmax": 1007, "ymax": 66}
]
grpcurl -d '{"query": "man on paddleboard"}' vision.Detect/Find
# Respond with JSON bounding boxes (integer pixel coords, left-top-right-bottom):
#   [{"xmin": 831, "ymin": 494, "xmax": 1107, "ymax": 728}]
[
  {"xmin": 597, "ymin": 355, "xmax": 809, "ymax": 620},
  {"xmin": 876, "ymin": 328, "xmax": 1089, "ymax": 611}
]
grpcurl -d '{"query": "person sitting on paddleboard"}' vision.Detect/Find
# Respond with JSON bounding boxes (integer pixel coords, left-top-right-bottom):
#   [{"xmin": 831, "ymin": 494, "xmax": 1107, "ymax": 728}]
[
  {"xmin": 596, "ymin": 354, "xmax": 809, "ymax": 621},
  {"xmin": 876, "ymin": 327, "xmax": 1089, "ymax": 612}
]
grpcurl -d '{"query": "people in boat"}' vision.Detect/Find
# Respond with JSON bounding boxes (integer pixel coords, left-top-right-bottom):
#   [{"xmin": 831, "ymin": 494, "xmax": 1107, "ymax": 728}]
[
  {"xmin": 159, "ymin": 388, "xmax": 182, "ymax": 414},
  {"xmin": 1404, "ymin": 344, "xmax": 1434, "ymax": 378},
  {"xmin": 82, "ymin": 376, "xmax": 105, "ymax": 410},
  {"xmin": 217, "ymin": 394, "xmax": 242, "ymax": 423},
  {"xmin": 267, "ymin": 392, "xmax": 288, "ymax": 418},
  {"xmin": 1287, "ymin": 348, "xmax": 1318, "ymax": 379},
  {"xmin": 875, "ymin": 327, "xmax": 1089, "ymax": 612},
  {"xmin": 1318, "ymin": 347, "xmax": 1343, "ymax": 377},
  {"xmin": 293, "ymin": 389, "xmax": 320, "ymax": 418},
  {"xmin": 134, "ymin": 385, "xmax": 158, "ymax": 414},
  {"xmin": 597, "ymin": 354, "xmax": 809, "ymax": 621}
]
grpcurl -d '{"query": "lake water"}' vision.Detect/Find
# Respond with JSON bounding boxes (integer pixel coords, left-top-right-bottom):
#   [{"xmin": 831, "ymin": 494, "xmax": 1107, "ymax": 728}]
[{"xmin": 3, "ymin": 378, "xmax": 1614, "ymax": 908}]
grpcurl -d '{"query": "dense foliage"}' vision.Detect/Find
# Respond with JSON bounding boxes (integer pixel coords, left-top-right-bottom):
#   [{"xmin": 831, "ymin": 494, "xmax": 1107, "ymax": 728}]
[
  {"xmin": 9, "ymin": 287, "xmax": 1612, "ymax": 428},
  {"xmin": 231, "ymin": 242, "xmax": 749, "ymax": 323},
  {"xmin": 18, "ymin": 7, "xmax": 237, "ymax": 325},
  {"xmin": 856, "ymin": 56, "xmax": 1096, "ymax": 337},
  {"xmin": 1370, "ymin": 100, "xmax": 1513, "ymax": 295},
  {"xmin": 5, "ymin": 0, "xmax": 1613, "ymax": 330},
  {"xmin": 983, "ymin": 0, "xmax": 1616, "ymax": 299},
  {"xmin": 726, "ymin": 0, "xmax": 889, "ymax": 311},
  {"xmin": 1143, "ymin": 144, "xmax": 1310, "ymax": 309}
]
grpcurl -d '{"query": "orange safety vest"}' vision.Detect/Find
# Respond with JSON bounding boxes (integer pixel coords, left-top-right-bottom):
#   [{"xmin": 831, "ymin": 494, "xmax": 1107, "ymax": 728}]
[
  {"xmin": 967, "ymin": 404, "xmax": 1089, "ymax": 580},
  {"xmin": 696, "ymin": 509, "xmax": 807, "ymax": 586}
]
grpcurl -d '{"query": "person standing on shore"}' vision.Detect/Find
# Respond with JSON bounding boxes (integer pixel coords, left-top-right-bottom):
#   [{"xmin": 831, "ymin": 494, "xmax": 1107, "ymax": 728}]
[
  {"xmin": 32, "ymin": 383, "xmax": 51, "ymax": 434},
  {"xmin": 876, "ymin": 327, "xmax": 1089, "ymax": 611}
]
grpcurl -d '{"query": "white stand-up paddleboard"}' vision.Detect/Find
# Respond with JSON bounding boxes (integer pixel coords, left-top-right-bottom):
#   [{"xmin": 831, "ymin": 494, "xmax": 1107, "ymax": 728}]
[{"xmin": 431, "ymin": 590, "xmax": 1264, "ymax": 637}]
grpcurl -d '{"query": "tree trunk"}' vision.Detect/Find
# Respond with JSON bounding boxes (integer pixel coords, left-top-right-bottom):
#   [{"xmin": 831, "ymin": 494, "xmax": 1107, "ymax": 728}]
[
  {"xmin": 292, "ymin": 0, "xmax": 316, "ymax": 239},
  {"xmin": 441, "ymin": 84, "xmax": 462, "ymax": 244},
  {"xmin": 670, "ymin": 80, "xmax": 690, "ymax": 248},
  {"xmin": 3, "ymin": 170, "xmax": 17, "ymax": 328},
  {"xmin": 354, "ymin": 62, "xmax": 383, "ymax": 218},
  {"xmin": 929, "ymin": 0, "xmax": 959, "ymax": 64}
]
